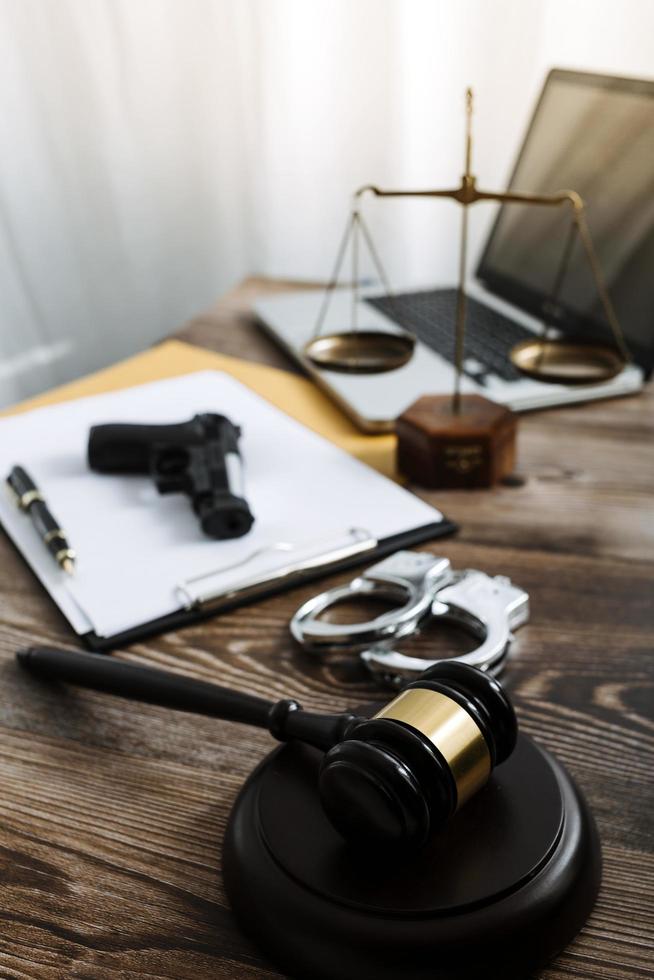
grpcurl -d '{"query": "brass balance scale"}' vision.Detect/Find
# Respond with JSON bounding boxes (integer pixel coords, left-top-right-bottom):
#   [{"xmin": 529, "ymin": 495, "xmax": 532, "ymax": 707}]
[
  {"xmin": 305, "ymin": 88, "xmax": 630, "ymax": 392},
  {"xmin": 303, "ymin": 89, "xmax": 631, "ymax": 488}
]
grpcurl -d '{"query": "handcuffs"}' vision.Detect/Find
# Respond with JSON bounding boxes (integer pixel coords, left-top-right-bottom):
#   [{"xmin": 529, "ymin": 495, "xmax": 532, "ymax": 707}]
[{"xmin": 291, "ymin": 551, "xmax": 529, "ymax": 686}]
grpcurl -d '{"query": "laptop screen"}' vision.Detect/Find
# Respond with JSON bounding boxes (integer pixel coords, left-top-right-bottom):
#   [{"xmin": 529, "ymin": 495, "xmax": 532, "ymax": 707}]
[{"xmin": 477, "ymin": 69, "xmax": 654, "ymax": 373}]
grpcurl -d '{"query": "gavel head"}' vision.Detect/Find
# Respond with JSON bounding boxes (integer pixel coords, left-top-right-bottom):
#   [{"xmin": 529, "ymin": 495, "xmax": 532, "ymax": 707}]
[{"xmin": 319, "ymin": 661, "xmax": 517, "ymax": 849}]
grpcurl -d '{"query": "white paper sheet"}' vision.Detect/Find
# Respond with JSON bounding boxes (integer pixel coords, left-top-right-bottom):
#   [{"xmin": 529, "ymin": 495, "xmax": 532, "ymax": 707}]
[{"xmin": 0, "ymin": 372, "xmax": 443, "ymax": 638}]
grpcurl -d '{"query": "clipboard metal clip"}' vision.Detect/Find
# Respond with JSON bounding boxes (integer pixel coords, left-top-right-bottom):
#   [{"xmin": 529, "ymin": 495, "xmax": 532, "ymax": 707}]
[{"xmin": 176, "ymin": 527, "xmax": 377, "ymax": 611}]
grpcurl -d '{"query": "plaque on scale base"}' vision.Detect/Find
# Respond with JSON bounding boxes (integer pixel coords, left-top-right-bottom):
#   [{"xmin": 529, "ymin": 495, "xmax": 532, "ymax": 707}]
[{"xmin": 397, "ymin": 393, "xmax": 517, "ymax": 489}]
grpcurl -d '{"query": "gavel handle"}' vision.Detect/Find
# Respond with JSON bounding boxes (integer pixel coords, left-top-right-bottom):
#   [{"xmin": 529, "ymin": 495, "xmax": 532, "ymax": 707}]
[{"xmin": 16, "ymin": 647, "xmax": 360, "ymax": 751}]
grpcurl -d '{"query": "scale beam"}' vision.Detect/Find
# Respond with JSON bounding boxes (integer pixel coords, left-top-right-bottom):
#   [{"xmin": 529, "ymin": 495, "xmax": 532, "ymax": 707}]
[{"xmin": 306, "ymin": 88, "xmax": 630, "ymax": 388}]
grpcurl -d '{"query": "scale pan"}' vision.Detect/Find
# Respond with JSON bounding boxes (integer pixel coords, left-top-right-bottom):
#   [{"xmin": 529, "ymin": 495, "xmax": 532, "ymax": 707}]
[
  {"xmin": 510, "ymin": 339, "xmax": 624, "ymax": 385},
  {"xmin": 304, "ymin": 330, "xmax": 415, "ymax": 374}
]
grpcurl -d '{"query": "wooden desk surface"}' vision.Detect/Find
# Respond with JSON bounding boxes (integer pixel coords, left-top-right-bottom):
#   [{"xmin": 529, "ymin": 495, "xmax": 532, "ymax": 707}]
[{"xmin": 1, "ymin": 278, "xmax": 652, "ymax": 980}]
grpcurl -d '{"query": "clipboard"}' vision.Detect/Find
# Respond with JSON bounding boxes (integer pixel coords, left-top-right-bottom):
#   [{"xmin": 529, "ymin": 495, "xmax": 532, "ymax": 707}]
[
  {"xmin": 82, "ymin": 522, "xmax": 452, "ymax": 651},
  {"xmin": 0, "ymin": 368, "xmax": 455, "ymax": 650}
]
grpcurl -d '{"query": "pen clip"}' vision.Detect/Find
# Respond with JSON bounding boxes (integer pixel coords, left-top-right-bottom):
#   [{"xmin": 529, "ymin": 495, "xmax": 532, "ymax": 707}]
[
  {"xmin": 4, "ymin": 477, "xmax": 44, "ymax": 510},
  {"xmin": 4, "ymin": 480, "xmax": 21, "ymax": 508}
]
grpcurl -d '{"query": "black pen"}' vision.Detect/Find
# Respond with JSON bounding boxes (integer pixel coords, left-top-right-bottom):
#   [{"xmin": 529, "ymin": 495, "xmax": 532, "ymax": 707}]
[{"xmin": 6, "ymin": 465, "xmax": 76, "ymax": 575}]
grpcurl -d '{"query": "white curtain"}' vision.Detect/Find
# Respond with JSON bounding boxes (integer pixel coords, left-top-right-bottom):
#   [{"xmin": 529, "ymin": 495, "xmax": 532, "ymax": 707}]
[{"xmin": 1, "ymin": 0, "xmax": 653, "ymax": 404}]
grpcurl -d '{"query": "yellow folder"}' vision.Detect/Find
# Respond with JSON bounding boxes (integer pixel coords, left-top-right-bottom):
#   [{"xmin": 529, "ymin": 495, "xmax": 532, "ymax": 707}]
[{"xmin": 6, "ymin": 340, "xmax": 398, "ymax": 479}]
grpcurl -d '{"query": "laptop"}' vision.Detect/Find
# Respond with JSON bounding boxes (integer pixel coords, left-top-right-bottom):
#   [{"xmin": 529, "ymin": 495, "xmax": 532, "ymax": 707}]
[{"xmin": 255, "ymin": 69, "xmax": 654, "ymax": 432}]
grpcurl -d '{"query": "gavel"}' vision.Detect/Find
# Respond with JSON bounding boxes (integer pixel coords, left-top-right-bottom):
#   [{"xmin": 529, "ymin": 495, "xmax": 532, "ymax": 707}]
[{"xmin": 17, "ymin": 648, "xmax": 517, "ymax": 850}]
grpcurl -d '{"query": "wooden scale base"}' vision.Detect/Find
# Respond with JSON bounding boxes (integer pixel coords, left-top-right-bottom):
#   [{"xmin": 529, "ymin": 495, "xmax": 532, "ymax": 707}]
[
  {"xmin": 396, "ymin": 394, "xmax": 517, "ymax": 489},
  {"xmin": 223, "ymin": 733, "xmax": 601, "ymax": 980}
]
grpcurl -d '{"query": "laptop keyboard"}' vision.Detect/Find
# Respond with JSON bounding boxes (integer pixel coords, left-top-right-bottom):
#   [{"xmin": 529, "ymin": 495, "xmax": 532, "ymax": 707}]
[{"xmin": 365, "ymin": 288, "xmax": 535, "ymax": 383}]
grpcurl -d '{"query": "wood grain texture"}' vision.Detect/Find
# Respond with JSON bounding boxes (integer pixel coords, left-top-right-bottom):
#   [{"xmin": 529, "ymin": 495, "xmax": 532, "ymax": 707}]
[{"xmin": 0, "ymin": 276, "xmax": 652, "ymax": 979}]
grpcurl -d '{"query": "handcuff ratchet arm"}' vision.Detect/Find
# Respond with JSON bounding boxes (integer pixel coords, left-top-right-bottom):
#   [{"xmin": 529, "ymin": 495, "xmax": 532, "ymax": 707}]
[
  {"xmin": 290, "ymin": 553, "xmax": 452, "ymax": 652},
  {"xmin": 361, "ymin": 571, "xmax": 529, "ymax": 683},
  {"xmin": 290, "ymin": 550, "xmax": 530, "ymax": 687}
]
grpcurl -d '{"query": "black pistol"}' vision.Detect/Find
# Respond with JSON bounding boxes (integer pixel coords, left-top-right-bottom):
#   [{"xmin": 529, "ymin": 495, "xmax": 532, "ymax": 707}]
[{"xmin": 88, "ymin": 413, "xmax": 254, "ymax": 539}]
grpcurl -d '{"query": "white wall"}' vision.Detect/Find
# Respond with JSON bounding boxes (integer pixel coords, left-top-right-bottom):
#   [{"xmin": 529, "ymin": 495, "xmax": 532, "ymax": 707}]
[
  {"xmin": 1, "ymin": 0, "xmax": 652, "ymax": 404},
  {"xmin": 383, "ymin": 0, "xmax": 654, "ymax": 288}
]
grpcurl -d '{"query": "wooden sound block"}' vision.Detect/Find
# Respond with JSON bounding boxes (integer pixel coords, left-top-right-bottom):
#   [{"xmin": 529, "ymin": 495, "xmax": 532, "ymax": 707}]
[
  {"xmin": 223, "ymin": 734, "xmax": 601, "ymax": 980},
  {"xmin": 396, "ymin": 394, "xmax": 517, "ymax": 488}
]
